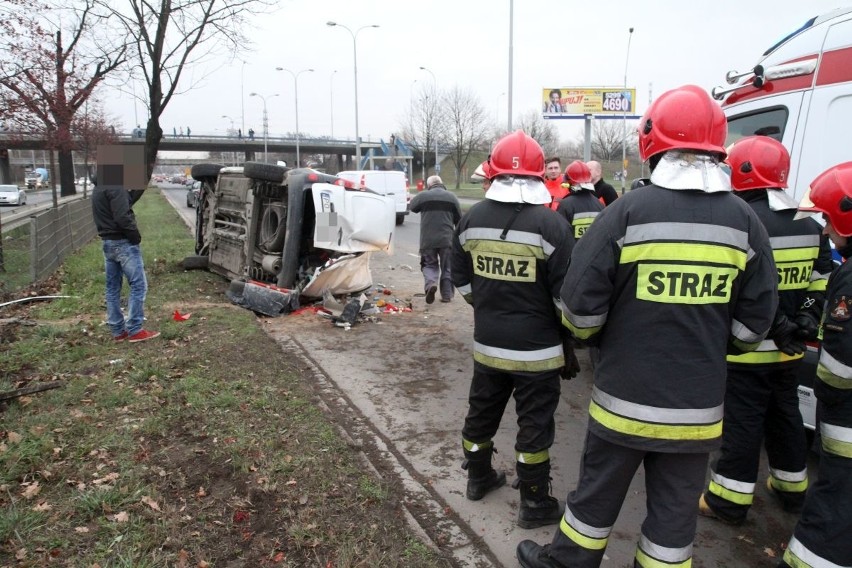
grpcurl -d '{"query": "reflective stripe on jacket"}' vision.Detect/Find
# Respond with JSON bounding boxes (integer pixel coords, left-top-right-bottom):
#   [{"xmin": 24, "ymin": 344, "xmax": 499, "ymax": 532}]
[
  {"xmin": 453, "ymin": 200, "xmax": 574, "ymax": 372},
  {"xmin": 560, "ymin": 184, "xmax": 777, "ymax": 451}
]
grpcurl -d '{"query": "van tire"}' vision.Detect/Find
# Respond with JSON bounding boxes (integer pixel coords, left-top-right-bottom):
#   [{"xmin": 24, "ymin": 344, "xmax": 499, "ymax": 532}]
[
  {"xmin": 395, "ymin": 213, "xmax": 405, "ymax": 226},
  {"xmin": 191, "ymin": 163, "xmax": 224, "ymax": 180},
  {"xmin": 182, "ymin": 255, "xmax": 209, "ymax": 270},
  {"xmin": 245, "ymin": 161, "xmax": 287, "ymax": 184},
  {"xmin": 259, "ymin": 203, "xmax": 287, "ymax": 252}
]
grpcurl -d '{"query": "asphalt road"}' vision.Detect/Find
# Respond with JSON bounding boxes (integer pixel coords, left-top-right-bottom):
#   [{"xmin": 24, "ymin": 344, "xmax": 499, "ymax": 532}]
[{"xmin": 159, "ymin": 186, "xmax": 815, "ymax": 568}]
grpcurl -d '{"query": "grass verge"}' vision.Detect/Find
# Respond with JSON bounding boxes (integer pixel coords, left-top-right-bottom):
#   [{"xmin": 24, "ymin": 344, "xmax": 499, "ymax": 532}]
[{"xmin": 0, "ymin": 188, "xmax": 452, "ymax": 567}]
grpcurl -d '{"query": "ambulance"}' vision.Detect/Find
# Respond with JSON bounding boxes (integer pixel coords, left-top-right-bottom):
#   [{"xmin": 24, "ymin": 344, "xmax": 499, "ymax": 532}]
[
  {"xmin": 713, "ymin": 7, "xmax": 852, "ymax": 203},
  {"xmin": 712, "ymin": 7, "xmax": 852, "ymax": 437}
]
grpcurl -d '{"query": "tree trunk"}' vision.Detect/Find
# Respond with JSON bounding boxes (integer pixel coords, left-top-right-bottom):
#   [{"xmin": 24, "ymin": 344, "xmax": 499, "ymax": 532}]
[
  {"xmin": 144, "ymin": 118, "xmax": 163, "ymax": 182},
  {"xmin": 58, "ymin": 149, "xmax": 76, "ymax": 197}
]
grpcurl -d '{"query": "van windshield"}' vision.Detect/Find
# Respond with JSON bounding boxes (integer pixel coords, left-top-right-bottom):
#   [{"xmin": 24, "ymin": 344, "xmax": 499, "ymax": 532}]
[{"xmin": 725, "ymin": 107, "xmax": 788, "ymax": 147}]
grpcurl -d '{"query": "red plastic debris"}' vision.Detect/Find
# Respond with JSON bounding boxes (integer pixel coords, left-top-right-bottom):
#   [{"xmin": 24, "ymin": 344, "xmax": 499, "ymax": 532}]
[{"xmin": 173, "ymin": 310, "xmax": 191, "ymax": 321}]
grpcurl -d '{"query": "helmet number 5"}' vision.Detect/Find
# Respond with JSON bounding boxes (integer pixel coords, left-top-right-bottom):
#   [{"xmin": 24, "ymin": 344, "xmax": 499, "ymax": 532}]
[{"xmin": 512, "ymin": 156, "xmax": 520, "ymax": 169}]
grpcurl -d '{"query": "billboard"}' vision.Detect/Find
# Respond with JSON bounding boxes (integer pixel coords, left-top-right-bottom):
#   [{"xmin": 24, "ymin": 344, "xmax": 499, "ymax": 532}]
[{"xmin": 542, "ymin": 87, "xmax": 636, "ymax": 117}]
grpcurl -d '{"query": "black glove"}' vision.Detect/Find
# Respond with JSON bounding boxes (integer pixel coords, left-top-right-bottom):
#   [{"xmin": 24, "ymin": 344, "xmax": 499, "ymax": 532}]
[
  {"xmin": 770, "ymin": 313, "xmax": 806, "ymax": 356},
  {"xmin": 560, "ymin": 337, "xmax": 581, "ymax": 380},
  {"xmin": 794, "ymin": 312, "xmax": 820, "ymax": 341},
  {"xmin": 127, "ymin": 230, "xmax": 142, "ymax": 245}
]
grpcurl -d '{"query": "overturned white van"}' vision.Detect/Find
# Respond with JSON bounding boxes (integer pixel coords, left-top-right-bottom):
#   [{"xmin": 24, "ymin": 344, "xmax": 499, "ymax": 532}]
[{"xmin": 188, "ymin": 163, "xmax": 395, "ymax": 309}]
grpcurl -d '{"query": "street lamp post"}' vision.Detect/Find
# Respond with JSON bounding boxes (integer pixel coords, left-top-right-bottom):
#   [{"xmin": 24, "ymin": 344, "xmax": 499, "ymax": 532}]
[
  {"xmin": 419, "ymin": 66, "xmax": 439, "ymax": 176},
  {"xmin": 222, "ymin": 115, "xmax": 237, "ymax": 165},
  {"xmin": 622, "ymin": 27, "xmax": 634, "ymax": 195},
  {"xmin": 276, "ymin": 67, "xmax": 314, "ymax": 168},
  {"xmin": 249, "ymin": 92, "xmax": 279, "ymax": 163},
  {"xmin": 240, "ymin": 60, "xmax": 246, "ymax": 135},
  {"xmin": 327, "ymin": 21, "xmax": 379, "ymax": 168},
  {"xmin": 221, "ymin": 114, "xmax": 235, "ymax": 134},
  {"xmin": 330, "ymin": 70, "xmax": 337, "ymax": 139}
]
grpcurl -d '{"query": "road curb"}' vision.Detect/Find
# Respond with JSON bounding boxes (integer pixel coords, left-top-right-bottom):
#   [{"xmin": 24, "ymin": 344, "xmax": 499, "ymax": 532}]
[{"xmin": 274, "ymin": 334, "xmax": 501, "ymax": 568}]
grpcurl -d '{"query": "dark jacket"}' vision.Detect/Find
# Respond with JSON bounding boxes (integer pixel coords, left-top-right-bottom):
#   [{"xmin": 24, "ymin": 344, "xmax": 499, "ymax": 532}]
[
  {"xmin": 555, "ymin": 188, "xmax": 604, "ymax": 240},
  {"xmin": 560, "ymin": 184, "xmax": 777, "ymax": 452},
  {"xmin": 409, "ymin": 184, "xmax": 461, "ymax": 250},
  {"xmin": 92, "ymin": 186, "xmax": 142, "ymax": 244},
  {"xmin": 727, "ymin": 190, "xmax": 833, "ymax": 366},
  {"xmin": 453, "ymin": 200, "xmax": 574, "ymax": 372},
  {"xmin": 594, "ymin": 178, "xmax": 619, "ymax": 206}
]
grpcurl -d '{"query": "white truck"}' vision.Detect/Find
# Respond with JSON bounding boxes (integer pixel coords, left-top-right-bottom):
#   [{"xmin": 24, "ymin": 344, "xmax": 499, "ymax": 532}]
[{"xmin": 712, "ymin": 7, "xmax": 852, "ymax": 435}]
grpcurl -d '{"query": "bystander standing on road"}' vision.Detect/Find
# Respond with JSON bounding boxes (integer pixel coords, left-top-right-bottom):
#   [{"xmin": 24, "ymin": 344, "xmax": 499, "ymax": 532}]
[
  {"xmin": 409, "ymin": 175, "xmax": 461, "ymax": 304},
  {"xmin": 91, "ymin": 176, "xmax": 160, "ymax": 343},
  {"xmin": 698, "ymin": 136, "xmax": 832, "ymax": 526},
  {"xmin": 778, "ymin": 161, "xmax": 852, "ymax": 568},
  {"xmin": 517, "ymin": 85, "xmax": 777, "ymax": 568},
  {"xmin": 453, "ymin": 130, "xmax": 578, "ymax": 531},
  {"xmin": 587, "ymin": 160, "xmax": 618, "ymax": 206},
  {"xmin": 186, "ymin": 127, "xmax": 191, "ymax": 138}
]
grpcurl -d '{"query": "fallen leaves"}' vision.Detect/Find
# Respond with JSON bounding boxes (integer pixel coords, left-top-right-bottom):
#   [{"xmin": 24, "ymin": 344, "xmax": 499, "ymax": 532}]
[
  {"xmin": 140, "ymin": 495, "xmax": 161, "ymax": 511},
  {"xmin": 21, "ymin": 481, "xmax": 41, "ymax": 499}
]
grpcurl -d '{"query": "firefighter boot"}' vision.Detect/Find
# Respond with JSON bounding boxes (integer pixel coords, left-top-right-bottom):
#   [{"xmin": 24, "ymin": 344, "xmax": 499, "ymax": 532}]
[
  {"xmin": 462, "ymin": 446, "xmax": 507, "ymax": 501},
  {"xmin": 517, "ymin": 463, "xmax": 563, "ymax": 529}
]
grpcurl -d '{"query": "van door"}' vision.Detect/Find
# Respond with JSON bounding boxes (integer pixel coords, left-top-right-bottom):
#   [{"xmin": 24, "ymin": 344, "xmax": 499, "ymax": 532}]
[
  {"xmin": 311, "ymin": 183, "xmax": 395, "ymax": 252},
  {"xmin": 790, "ymin": 18, "xmax": 852, "ymax": 196}
]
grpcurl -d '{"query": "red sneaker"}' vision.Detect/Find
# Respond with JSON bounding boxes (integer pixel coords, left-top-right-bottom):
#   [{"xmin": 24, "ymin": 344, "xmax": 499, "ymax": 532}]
[
  {"xmin": 128, "ymin": 329, "xmax": 160, "ymax": 343},
  {"xmin": 113, "ymin": 331, "xmax": 129, "ymax": 341}
]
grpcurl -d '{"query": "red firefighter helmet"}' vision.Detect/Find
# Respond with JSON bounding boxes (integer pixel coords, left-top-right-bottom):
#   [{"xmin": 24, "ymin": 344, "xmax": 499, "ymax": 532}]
[
  {"xmin": 488, "ymin": 130, "xmax": 545, "ymax": 179},
  {"xmin": 564, "ymin": 160, "xmax": 592, "ymax": 184},
  {"xmin": 638, "ymin": 84, "xmax": 727, "ymax": 162},
  {"xmin": 472, "ymin": 160, "xmax": 493, "ymax": 180},
  {"xmin": 728, "ymin": 136, "xmax": 790, "ymax": 191},
  {"xmin": 798, "ymin": 161, "xmax": 852, "ymax": 236}
]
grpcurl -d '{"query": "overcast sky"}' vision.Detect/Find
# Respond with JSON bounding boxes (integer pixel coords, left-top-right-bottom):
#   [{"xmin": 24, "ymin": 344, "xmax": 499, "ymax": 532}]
[{"xmin": 103, "ymin": 0, "xmax": 848, "ymax": 145}]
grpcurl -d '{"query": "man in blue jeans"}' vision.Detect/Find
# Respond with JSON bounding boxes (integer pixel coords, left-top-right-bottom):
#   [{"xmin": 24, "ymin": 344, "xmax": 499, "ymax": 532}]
[{"xmin": 91, "ymin": 181, "xmax": 159, "ymax": 343}]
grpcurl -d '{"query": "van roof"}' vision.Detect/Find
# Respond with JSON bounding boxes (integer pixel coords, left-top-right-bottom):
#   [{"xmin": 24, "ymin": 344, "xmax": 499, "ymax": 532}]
[{"xmin": 763, "ymin": 7, "xmax": 852, "ymax": 57}]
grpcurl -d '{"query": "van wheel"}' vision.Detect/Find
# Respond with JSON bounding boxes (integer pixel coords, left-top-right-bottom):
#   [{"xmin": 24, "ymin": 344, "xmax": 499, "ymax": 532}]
[
  {"xmin": 245, "ymin": 161, "xmax": 287, "ymax": 184},
  {"xmin": 395, "ymin": 213, "xmax": 405, "ymax": 226},
  {"xmin": 259, "ymin": 203, "xmax": 287, "ymax": 252},
  {"xmin": 191, "ymin": 163, "xmax": 224, "ymax": 179}
]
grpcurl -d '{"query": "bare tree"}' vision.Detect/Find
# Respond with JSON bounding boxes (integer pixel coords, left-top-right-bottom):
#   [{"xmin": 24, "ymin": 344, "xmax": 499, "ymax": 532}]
[
  {"xmin": 505, "ymin": 110, "xmax": 560, "ymax": 158},
  {"xmin": 399, "ymin": 82, "xmax": 445, "ymax": 182},
  {"xmin": 72, "ymin": 98, "xmax": 118, "ymax": 189},
  {"xmin": 442, "ymin": 86, "xmax": 489, "ymax": 189},
  {"xmin": 589, "ymin": 119, "xmax": 623, "ymax": 161},
  {"xmin": 0, "ymin": 0, "xmax": 126, "ymax": 197},
  {"xmin": 99, "ymin": 0, "xmax": 274, "ymax": 181}
]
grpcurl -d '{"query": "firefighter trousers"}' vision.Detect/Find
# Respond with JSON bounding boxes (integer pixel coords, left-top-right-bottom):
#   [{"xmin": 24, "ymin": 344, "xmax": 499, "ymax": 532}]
[
  {"xmin": 704, "ymin": 364, "xmax": 808, "ymax": 522},
  {"xmin": 461, "ymin": 364, "xmax": 560, "ymax": 464},
  {"xmin": 781, "ymin": 400, "xmax": 852, "ymax": 568},
  {"xmin": 549, "ymin": 431, "xmax": 708, "ymax": 568}
]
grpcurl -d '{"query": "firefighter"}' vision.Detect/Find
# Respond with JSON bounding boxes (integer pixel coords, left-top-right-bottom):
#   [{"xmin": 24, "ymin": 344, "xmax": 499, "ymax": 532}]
[
  {"xmin": 452, "ymin": 130, "xmax": 578, "ymax": 529},
  {"xmin": 517, "ymin": 85, "xmax": 778, "ymax": 568},
  {"xmin": 471, "ymin": 160, "xmax": 493, "ymax": 192},
  {"xmin": 555, "ymin": 160, "xmax": 604, "ymax": 241},
  {"xmin": 544, "ymin": 156, "xmax": 568, "ymax": 210},
  {"xmin": 779, "ymin": 162, "xmax": 852, "ymax": 568},
  {"xmin": 699, "ymin": 136, "xmax": 833, "ymax": 525}
]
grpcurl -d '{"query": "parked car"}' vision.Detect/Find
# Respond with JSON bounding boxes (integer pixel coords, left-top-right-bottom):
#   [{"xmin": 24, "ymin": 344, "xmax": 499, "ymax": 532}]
[
  {"xmin": 186, "ymin": 180, "xmax": 201, "ymax": 208},
  {"xmin": 0, "ymin": 184, "xmax": 27, "ymax": 206},
  {"xmin": 188, "ymin": 162, "xmax": 395, "ymax": 302}
]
